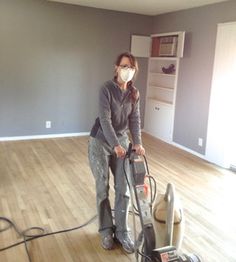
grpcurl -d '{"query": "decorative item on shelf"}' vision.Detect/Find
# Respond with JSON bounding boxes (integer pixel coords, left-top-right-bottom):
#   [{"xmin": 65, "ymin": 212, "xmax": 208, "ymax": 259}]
[{"xmin": 162, "ymin": 64, "xmax": 175, "ymax": 74}]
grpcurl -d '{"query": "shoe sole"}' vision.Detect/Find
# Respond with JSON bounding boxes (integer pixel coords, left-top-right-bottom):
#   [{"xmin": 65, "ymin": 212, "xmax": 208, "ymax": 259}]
[
  {"xmin": 114, "ymin": 237, "xmax": 134, "ymax": 254},
  {"xmin": 101, "ymin": 244, "xmax": 114, "ymax": 250},
  {"xmin": 101, "ymin": 238, "xmax": 115, "ymax": 250}
]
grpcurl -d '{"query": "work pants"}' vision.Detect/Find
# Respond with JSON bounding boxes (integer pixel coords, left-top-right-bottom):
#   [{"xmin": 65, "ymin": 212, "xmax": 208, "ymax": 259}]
[{"xmin": 88, "ymin": 136, "xmax": 130, "ymax": 237}]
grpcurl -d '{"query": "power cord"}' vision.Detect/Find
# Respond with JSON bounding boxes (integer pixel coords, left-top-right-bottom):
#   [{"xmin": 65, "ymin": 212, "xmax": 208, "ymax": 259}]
[
  {"xmin": 123, "ymin": 153, "xmax": 157, "ymax": 213},
  {"xmin": 137, "ymin": 250, "xmax": 152, "ymax": 261},
  {"xmin": 122, "ymin": 150, "xmax": 157, "ymax": 262},
  {"xmin": 0, "ymin": 151, "xmax": 156, "ymax": 262},
  {"xmin": 0, "ymin": 214, "xmax": 97, "ymax": 262}
]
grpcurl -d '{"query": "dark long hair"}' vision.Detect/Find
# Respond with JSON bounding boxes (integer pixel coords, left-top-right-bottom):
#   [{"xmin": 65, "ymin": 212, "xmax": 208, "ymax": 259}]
[{"xmin": 114, "ymin": 52, "xmax": 139, "ymax": 104}]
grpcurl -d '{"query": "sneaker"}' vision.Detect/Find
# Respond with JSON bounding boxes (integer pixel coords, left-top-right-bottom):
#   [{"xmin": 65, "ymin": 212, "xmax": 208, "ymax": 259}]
[
  {"xmin": 115, "ymin": 232, "xmax": 135, "ymax": 254},
  {"xmin": 101, "ymin": 234, "xmax": 114, "ymax": 250}
]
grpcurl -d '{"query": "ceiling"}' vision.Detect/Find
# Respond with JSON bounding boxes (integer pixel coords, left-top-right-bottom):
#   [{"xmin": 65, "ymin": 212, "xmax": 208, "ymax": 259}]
[{"xmin": 49, "ymin": 0, "xmax": 230, "ymax": 16}]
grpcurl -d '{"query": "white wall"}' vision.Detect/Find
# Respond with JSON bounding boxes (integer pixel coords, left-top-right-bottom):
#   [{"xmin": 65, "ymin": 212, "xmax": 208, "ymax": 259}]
[{"xmin": 206, "ymin": 21, "xmax": 236, "ymax": 168}]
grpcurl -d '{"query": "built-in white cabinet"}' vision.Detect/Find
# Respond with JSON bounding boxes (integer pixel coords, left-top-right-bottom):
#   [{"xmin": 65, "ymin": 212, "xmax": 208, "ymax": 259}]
[
  {"xmin": 143, "ymin": 32, "xmax": 185, "ymax": 143},
  {"xmin": 145, "ymin": 99, "xmax": 174, "ymax": 142}
]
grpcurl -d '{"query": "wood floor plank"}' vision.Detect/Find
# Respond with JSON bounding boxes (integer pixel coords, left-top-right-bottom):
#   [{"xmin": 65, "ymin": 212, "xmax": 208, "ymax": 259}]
[{"xmin": 0, "ymin": 134, "xmax": 236, "ymax": 261}]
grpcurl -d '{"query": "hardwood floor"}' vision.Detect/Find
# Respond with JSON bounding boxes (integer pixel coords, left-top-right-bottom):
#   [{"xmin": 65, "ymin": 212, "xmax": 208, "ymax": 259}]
[{"xmin": 0, "ymin": 133, "xmax": 236, "ymax": 262}]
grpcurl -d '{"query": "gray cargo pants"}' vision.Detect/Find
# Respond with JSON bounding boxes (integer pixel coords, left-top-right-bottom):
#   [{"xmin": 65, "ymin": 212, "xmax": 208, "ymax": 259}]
[{"xmin": 88, "ymin": 136, "xmax": 130, "ymax": 237}]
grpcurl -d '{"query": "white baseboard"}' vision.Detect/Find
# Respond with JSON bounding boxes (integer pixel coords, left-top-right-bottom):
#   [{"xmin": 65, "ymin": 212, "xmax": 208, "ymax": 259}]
[
  {"xmin": 142, "ymin": 130, "xmax": 206, "ymax": 160},
  {"xmin": 172, "ymin": 141, "xmax": 206, "ymax": 160},
  {"xmin": 0, "ymin": 132, "xmax": 90, "ymax": 142}
]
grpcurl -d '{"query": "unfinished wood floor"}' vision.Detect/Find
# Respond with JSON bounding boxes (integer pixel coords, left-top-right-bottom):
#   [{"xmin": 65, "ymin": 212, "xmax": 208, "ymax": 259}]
[{"xmin": 0, "ymin": 133, "xmax": 236, "ymax": 262}]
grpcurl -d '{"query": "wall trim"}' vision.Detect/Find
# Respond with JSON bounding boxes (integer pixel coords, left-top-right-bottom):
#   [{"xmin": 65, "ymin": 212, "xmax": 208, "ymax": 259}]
[
  {"xmin": 0, "ymin": 132, "xmax": 90, "ymax": 142},
  {"xmin": 142, "ymin": 130, "xmax": 207, "ymax": 161},
  {"xmin": 172, "ymin": 141, "xmax": 206, "ymax": 160}
]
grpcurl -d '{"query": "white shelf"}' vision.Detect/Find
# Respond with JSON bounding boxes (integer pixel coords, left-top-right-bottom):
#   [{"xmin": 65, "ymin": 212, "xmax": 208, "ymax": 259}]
[
  {"xmin": 151, "ymin": 31, "xmax": 182, "ymax": 37},
  {"xmin": 149, "ymin": 72, "xmax": 176, "ymax": 77},
  {"xmin": 147, "ymin": 97, "xmax": 173, "ymax": 106},
  {"xmin": 150, "ymin": 57, "xmax": 178, "ymax": 61},
  {"xmin": 149, "ymin": 85, "xmax": 174, "ymax": 91}
]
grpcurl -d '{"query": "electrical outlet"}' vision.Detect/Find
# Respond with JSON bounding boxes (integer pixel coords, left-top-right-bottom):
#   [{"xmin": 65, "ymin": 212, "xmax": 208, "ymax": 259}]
[
  {"xmin": 198, "ymin": 138, "xmax": 203, "ymax": 147},
  {"xmin": 46, "ymin": 121, "xmax": 51, "ymax": 129}
]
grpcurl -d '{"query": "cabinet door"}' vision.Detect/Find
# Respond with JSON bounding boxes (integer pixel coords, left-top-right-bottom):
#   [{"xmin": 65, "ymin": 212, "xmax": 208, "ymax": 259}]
[
  {"xmin": 144, "ymin": 100, "xmax": 173, "ymax": 142},
  {"xmin": 144, "ymin": 100, "xmax": 158, "ymax": 136}
]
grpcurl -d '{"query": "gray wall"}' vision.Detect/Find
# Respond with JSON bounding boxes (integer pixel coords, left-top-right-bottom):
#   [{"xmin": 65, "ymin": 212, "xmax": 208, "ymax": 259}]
[
  {"xmin": 153, "ymin": 0, "xmax": 236, "ymax": 154},
  {"xmin": 0, "ymin": 0, "xmax": 152, "ymax": 137},
  {"xmin": 2, "ymin": 0, "xmax": 236, "ymax": 156}
]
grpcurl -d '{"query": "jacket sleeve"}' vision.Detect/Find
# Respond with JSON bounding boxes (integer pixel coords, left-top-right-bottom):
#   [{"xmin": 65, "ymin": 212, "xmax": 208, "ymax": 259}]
[
  {"xmin": 98, "ymin": 86, "xmax": 119, "ymax": 148},
  {"xmin": 129, "ymin": 98, "xmax": 142, "ymax": 145}
]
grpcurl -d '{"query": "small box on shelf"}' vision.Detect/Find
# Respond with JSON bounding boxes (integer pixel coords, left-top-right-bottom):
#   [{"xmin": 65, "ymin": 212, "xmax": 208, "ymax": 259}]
[{"xmin": 151, "ymin": 32, "xmax": 185, "ymax": 58}]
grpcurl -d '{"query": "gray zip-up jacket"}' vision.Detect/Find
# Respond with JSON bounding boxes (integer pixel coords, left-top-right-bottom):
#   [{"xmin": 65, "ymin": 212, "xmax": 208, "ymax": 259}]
[{"xmin": 90, "ymin": 80, "xmax": 142, "ymax": 148}]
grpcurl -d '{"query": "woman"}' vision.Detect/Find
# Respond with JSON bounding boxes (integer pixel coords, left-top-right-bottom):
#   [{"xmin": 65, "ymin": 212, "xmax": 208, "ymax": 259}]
[{"xmin": 88, "ymin": 52, "xmax": 145, "ymax": 253}]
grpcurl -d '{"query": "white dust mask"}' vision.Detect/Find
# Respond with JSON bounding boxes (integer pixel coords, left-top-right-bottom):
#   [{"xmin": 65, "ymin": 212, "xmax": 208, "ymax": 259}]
[{"xmin": 120, "ymin": 68, "xmax": 135, "ymax": 83}]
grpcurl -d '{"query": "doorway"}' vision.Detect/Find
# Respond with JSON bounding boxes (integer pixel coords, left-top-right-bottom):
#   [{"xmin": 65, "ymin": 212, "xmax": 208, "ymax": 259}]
[{"xmin": 206, "ymin": 21, "xmax": 236, "ymax": 169}]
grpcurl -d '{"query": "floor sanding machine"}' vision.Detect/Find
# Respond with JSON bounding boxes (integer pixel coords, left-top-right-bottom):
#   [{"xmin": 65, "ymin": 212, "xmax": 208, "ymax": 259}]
[{"xmin": 125, "ymin": 144, "xmax": 201, "ymax": 262}]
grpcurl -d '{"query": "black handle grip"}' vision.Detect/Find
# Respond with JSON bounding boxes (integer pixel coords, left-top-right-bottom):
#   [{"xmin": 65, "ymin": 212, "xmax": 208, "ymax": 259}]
[{"xmin": 126, "ymin": 143, "xmax": 133, "ymax": 158}]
